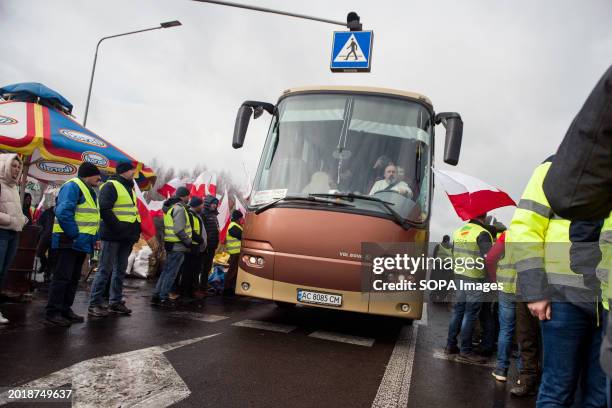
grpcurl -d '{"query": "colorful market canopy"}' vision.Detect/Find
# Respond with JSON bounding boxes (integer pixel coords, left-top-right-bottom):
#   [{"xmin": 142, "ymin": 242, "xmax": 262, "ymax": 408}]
[{"xmin": 0, "ymin": 100, "xmax": 156, "ymax": 189}]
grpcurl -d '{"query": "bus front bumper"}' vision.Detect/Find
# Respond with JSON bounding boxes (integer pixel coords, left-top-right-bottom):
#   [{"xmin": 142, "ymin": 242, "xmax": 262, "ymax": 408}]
[{"xmin": 235, "ymin": 267, "xmax": 423, "ymax": 320}]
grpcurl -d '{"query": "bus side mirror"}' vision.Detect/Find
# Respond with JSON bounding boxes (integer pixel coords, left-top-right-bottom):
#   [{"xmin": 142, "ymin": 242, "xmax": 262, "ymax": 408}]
[
  {"xmin": 233, "ymin": 105, "xmax": 253, "ymax": 149},
  {"xmin": 232, "ymin": 101, "xmax": 275, "ymax": 149},
  {"xmin": 436, "ymin": 112, "xmax": 463, "ymax": 166}
]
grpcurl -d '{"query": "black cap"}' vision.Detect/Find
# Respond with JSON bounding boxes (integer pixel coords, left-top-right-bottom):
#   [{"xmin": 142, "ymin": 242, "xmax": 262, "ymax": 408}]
[
  {"xmin": 175, "ymin": 186, "xmax": 190, "ymax": 198},
  {"xmin": 231, "ymin": 209, "xmax": 243, "ymax": 221},
  {"xmin": 116, "ymin": 161, "xmax": 134, "ymax": 174},
  {"xmin": 78, "ymin": 162, "xmax": 101, "ymax": 178},
  {"xmin": 189, "ymin": 196, "xmax": 204, "ymax": 207}
]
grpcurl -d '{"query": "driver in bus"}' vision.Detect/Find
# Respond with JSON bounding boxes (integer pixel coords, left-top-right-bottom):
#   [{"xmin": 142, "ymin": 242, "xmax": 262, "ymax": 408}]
[{"xmin": 369, "ymin": 164, "xmax": 413, "ymax": 198}]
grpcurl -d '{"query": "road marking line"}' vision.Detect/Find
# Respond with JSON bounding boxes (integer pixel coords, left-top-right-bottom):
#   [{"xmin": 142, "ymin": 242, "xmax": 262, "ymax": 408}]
[
  {"xmin": 371, "ymin": 324, "xmax": 419, "ymax": 408},
  {"xmin": 418, "ymin": 303, "xmax": 428, "ymax": 326},
  {"xmin": 432, "ymin": 349, "xmax": 496, "ymax": 368},
  {"xmin": 0, "ymin": 334, "xmax": 220, "ymax": 407},
  {"xmin": 308, "ymin": 331, "xmax": 375, "ymax": 347},
  {"xmin": 169, "ymin": 312, "xmax": 229, "ymax": 323},
  {"xmin": 232, "ymin": 319, "xmax": 297, "ymax": 333}
]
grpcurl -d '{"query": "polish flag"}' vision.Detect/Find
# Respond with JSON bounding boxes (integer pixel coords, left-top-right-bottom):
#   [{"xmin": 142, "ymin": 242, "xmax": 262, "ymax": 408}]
[
  {"xmin": 148, "ymin": 200, "xmax": 165, "ymax": 218},
  {"xmin": 207, "ymin": 172, "xmax": 217, "ymax": 197},
  {"xmin": 217, "ymin": 189, "xmax": 231, "ymax": 243},
  {"xmin": 33, "ymin": 194, "xmax": 45, "ymax": 223},
  {"xmin": 235, "ymin": 195, "xmax": 247, "ymax": 217},
  {"xmin": 157, "ymin": 177, "xmax": 184, "ymax": 198},
  {"xmin": 134, "ymin": 182, "xmax": 157, "ymax": 240},
  {"xmin": 190, "ymin": 171, "xmax": 212, "ymax": 198},
  {"xmin": 433, "ymin": 169, "xmax": 516, "ymax": 221}
]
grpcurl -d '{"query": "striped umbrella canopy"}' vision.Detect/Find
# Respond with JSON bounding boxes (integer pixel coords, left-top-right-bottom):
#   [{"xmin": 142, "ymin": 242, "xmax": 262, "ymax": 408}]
[{"xmin": 0, "ymin": 100, "xmax": 156, "ymax": 189}]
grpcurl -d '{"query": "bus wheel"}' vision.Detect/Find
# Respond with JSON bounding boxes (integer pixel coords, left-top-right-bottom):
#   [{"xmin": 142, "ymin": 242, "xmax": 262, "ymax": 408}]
[{"xmin": 275, "ymin": 301, "xmax": 296, "ymax": 309}]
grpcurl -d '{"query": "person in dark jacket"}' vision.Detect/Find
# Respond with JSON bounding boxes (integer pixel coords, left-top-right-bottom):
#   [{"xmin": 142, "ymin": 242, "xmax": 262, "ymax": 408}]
[
  {"xmin": 224, "ymin": 210, "xmax": 244, "ymax": 296},
  {"xmin": 88, "ymin": 162, "xmax": 141, "ymax": 317},
  {"xmin": 542, "ymin": 64, "xmax": 612, "ymax": 394},
  {"xmin": 36, "ymin": 202, "xmax": 56, "ymax": 282},
  {"xmin": 176, "ymin": 196, "xmax": 206, "ymax": 300},
  {"xmin": 22, "ymin": 193, "xmax": 33, "ymax": 226},
  {"xmin": 199, "ymin": 195, "xmax": 219, "ymax": 292},
  {"xmin": 45, "ymin": 162, "xmax": 101, "ymax": 327}
]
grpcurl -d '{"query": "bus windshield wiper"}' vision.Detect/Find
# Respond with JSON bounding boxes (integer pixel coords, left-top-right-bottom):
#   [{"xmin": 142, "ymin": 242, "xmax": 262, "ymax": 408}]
[
  {"xmin": 254, "ymin": 194, "xmax": 354, "ymax": 214},
  {"xmin": 310, "ymin": 193, "xmax": 406, "ymax": 228}
]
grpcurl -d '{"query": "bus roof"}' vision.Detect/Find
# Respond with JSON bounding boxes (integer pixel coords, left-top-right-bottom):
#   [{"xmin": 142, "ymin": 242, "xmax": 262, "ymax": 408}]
[{"xmin": 281, "ymin": 86, "xmax": 433, "ymax": 107}]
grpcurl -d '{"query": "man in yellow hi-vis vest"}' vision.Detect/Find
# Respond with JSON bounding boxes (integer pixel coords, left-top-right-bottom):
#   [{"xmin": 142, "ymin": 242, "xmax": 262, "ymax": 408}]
[
  {"xmin": 224, "ymin": 210, "xmax": 244, "ymax": 296},
  {"xmin": 152, "ymin": 187, "xmax": 191, "ymax": 308},
  {"xmin": 45, "ymin": 162, "xmax": 101, "ymax": 327},
  {"xmin": 509, "ymin": 157, "xmax": 606, "ymax": 406},
  {"xmin": 175, "ymin": 196, "xmax": 207, "ymax": 299},
  {"xmin": 540, "ymin": 64, "xmax": 612, "ymax": 399},
  {"xmin": 446, "ymin": 213, "xmax": 495, "ymax": 365},
  {"xmin": 88, "ymin": 162, "xmax": 141, "ymax": 317}
]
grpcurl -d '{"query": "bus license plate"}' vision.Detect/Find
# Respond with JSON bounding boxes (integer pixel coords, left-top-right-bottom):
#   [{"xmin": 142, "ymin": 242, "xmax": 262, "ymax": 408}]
[{"xmin": 297, "ymin": 289, "xmax": 342, "ymax": 307}]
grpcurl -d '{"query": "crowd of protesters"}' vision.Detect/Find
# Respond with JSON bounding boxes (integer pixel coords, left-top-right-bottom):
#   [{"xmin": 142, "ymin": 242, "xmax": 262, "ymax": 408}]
[
  {"xmin": 436, "ymin": 64, "xmax": 612, "ymax": 407},
  {"xmin": 0, "ymin": 158, "xmax": 244, "ymax": 327}
]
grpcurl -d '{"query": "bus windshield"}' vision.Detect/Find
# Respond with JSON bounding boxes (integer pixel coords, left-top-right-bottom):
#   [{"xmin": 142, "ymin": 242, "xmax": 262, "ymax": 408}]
[{"xmin": 251, "ymin": 93, "xmax": 433, "ymax": 223}]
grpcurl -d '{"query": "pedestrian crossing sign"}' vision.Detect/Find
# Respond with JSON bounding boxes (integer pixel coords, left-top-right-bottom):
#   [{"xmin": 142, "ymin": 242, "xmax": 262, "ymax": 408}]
[{"xmin": 330, "ymin": 31, "xmax": 373, "ymax": 72}]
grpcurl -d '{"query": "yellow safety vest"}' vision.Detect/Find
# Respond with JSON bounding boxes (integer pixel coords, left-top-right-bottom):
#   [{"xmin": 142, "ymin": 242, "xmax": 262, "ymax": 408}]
[
  {"xmin": 191, "ymin": 211, "xmax": 202, "ymax": 236},
  {"xmin": 508, "ymin": 161, "xmax": 588, "ymax": 294},
  {"xmin": 599, "ymin": 211, "xmax": 612, "ymax": 310},
  {"xmin": 105, "ymin": 180, "xmax": 140, "ymax": 223},
  {"xmin": 452, "ymin": 222, "xmax": 492, "ymax": 279},
  {"xmin": 436, "ymin": 244, "xmax": 453, "ymax": 261},
  {"xmin": 497, "ymin": 246, "xmax": 517, "ymax": 295},
  {"xmin": 53, "ymin": 178, "xmax": 100, "ymax": 236},
  {"xmin": 163, "ymin": 204, "xmax": 192, "ymax": 243},
  {"xmin": 226, "ymin": 221, "xmax": 243, "ymax": 255}
]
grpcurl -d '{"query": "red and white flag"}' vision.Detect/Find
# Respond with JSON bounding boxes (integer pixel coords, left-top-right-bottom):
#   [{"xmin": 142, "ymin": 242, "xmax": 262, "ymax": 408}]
[
  {"xmin": 33, "ymin": 194, "xmax": 45, "ymax": 223},
  {"xmin": 217, "ymin": 189, "xmax": 231, "ymax": 244},
  {"xmin": 234, "ymin": 195, "xmax": 246, "ymax": 217},
  {"xmin": 434, "ymin": 169, "xmax": 516, "ymax": 221},
  {"xmin": 157, "ymin": 177, "xmax": 191, "ymax": 198},
  {"xmin": 190, "ymin": 171, "xmax": 212, "ymax": 198},
  {"xmin": 207, "ymin": 172, "xmax": 217, "ymax": 197},
  {"xmin": 134, "ymin": 182, "xmax": 157, "ymax": 240},
  {"xmin": 148, "ymin": 200, "xmax": 165, "ymax": 218}
]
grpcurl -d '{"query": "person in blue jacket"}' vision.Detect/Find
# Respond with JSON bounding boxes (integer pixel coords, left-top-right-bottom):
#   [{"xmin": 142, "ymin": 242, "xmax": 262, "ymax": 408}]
[{"xmin": 45, "ymin": 162, "xmax": 101, "ymax": 327}]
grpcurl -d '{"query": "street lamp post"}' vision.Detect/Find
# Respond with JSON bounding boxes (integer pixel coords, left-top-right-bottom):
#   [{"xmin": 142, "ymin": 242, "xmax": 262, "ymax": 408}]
[{"xmin": 83, "ymin": 20, "xmax": 182, "ymax": 127}]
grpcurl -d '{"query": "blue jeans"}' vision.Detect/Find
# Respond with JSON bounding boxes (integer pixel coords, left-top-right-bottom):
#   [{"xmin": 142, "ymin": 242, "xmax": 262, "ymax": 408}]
[
  {"xmin": 447, "ymin": 277, "xmax": 485, "ymax": 353},
  {"xmin": 0, "ymin": 229, "xmax": 19, "ymax": 289},
  {"xmin": 153, "ymin": 251, "xmax": 185, "ymax": 301},
  {"xmin": 496, "ymin": 291, "xmax": 518, "ymax": 371},
  {"xmin": 537, "ymin": 302, "xmax": 606, "ymax": 408},
  {"xmin": 89, "ymin": 241, "xmax": 134, "ymax": 306}
]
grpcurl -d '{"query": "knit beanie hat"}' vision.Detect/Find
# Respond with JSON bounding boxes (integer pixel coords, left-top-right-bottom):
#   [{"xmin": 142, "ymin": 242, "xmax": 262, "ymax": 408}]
[
  {"xmin": 116, "ymin": 161, "xmax": 134, "ymax": 174},
  {"xmin": 175, "ymin": 186, "xmax": 190, "ymax": 198},
  {"xmin": 78, "ymin": 162, "xmax": 101, "ymax": 178},
  {"xmin": 189, "ymin": 196, "xmax": 204, "ymax": 207}
]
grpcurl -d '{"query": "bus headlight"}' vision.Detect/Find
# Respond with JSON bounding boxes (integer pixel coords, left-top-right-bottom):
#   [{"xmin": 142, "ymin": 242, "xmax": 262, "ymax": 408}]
[
  {"xmin": 241, "ymin": 282, "xmax": 251, "ymax": 291},
  {"xmin": 243, "ymin": 255, "xmax": 265, "ymax": 268}
]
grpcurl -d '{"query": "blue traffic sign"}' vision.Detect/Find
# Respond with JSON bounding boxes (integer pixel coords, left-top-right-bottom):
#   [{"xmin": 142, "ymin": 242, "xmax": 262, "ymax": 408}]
[{"xmin": 330, "ymin": 31, "xmax": 373, "ymax": 72}]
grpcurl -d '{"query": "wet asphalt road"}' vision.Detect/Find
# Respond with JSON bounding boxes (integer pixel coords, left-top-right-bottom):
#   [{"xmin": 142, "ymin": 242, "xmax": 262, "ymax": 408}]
[{"xmin": 0, "ymin": 280, "xmax": 535, "ymax": 407}]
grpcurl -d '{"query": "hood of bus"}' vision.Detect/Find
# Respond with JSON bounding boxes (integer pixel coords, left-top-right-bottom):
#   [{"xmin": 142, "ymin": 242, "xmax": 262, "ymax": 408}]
[{"xmin": 239, "ymin": 207, "xmax": 428, "ymax": 292}]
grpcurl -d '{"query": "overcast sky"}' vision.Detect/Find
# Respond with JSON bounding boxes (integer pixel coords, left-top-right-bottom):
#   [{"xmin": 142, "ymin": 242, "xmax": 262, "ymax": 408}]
[{"xmin": 2, "ymin": 0, "xmax": 611, "ymax": 239}]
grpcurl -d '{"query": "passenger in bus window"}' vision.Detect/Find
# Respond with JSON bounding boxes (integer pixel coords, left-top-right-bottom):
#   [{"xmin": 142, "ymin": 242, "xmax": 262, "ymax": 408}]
[{"xmin": 369, "ymin": 164, "xmax": 413, "ymax": 198}]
